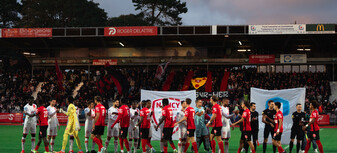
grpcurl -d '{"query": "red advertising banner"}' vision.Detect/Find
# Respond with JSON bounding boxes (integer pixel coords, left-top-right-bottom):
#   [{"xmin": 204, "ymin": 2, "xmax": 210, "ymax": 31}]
[
  {"xmin": 317, "ymin": 114, "xmax": 330, "ymax": 125},
  {"xmin": 249, "ymin": 55, "xmax": 275, "ymax": 64},
  {"xmin": 57, "ymin": 113, "xmax": 68, "ymax": 123},
  {"xmin": 104, "ymin": 26, "xmax": 157, "ymax": 36},
  {"xmin": 93, "ymin": 59, "xmax": 117, "ymax": 65},
  {"xmin": 0, "ymin": 113, "xmax": 23, "ymax": 123},
  {"xmin": 2, "ymin": 28, "xmax": 52, "ymax": 38}
]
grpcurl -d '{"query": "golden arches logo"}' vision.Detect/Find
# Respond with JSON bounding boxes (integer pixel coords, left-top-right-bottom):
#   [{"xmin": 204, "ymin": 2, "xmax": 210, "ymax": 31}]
[{"xmin": 316, "ymin": 24, "xmax": 325, "ymax": 31}]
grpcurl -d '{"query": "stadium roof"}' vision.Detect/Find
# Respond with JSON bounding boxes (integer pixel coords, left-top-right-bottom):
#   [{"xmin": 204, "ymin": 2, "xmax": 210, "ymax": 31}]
[{"xmin": 0, "ymin": 25, "xmax": 337, "ymax": 61}]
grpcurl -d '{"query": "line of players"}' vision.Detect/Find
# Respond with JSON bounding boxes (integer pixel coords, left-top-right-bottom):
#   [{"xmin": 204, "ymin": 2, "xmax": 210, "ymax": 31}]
[{"xmin": 21, "ymin": 94, "xmax": 324, "ymax": 153}]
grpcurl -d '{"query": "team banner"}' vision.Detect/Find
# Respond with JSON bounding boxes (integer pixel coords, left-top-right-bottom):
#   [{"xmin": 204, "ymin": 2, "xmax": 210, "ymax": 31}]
[
  {"xmin": 0, "ymin": 113, "xmax": 23, "ymax": 123},
  {"xmin": 250, "ymin": 87, "xmax": 305, "ymax": 144},
  {"xmin": 280, "ymin": 54, "xmax": 307, "ymax": 63},
  {"xmin": 141, "ymin": 89, "xmax": 196, "ymax": 140},
  {"xmin": 104, "ymin": 26, "xmax": 157, "ymax": 36},
  {"xmin": 306, "ymin": 24, "xmax": 335, "ymax": 34},
  {"xmin": 1, "ymin": 28, "xmax": 52, "ymax": 38},
  {"xmin": 191, "ymin": 77, "xmax": 207, "ymax": 89},
  {"xmin": 249, "ymin": 24, "xmax": 306, "ymax": 35},
  {"xmin": 249, "ymin": 55, "xmax": 275, "ymax": 64},
  {"xmin": 92, "ymin": 59, "xmax": 117, "ymax": 65},
  {"xmin": 196, "ymin": 91, "xmax": 228, "ymax": 99}
]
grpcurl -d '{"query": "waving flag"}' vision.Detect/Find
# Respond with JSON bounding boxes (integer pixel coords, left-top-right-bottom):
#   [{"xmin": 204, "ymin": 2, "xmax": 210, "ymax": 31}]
[
  {"xmin": 55, "ymin": 59, "xmax": 64, "ymax": 91},
  {"xmin": 191, "ymin": 77, "xmax": 207, "ymax": 89},
  {"xmin": 155, "ymin": 60, "xmax": 171, "ymax": 80}
]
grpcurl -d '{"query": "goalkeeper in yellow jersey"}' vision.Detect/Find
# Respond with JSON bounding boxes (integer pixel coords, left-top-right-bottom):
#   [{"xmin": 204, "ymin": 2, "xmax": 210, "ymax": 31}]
[{"xmin": 57, "ymin": 96, "xmax": 83, "ymax": 153}]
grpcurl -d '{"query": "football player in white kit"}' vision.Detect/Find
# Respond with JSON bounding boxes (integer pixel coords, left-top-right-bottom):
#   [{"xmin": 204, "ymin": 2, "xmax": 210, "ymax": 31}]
[
  {"xmin": 84, "ymin": 101, "xmax": 96, "ymax": 153},
  {"xmin": 105, "ymin": 99, "xmax": 120, "ymax": 153},
  {"xmin": 129, "ymin": 101, "xmax": 140, "ymax": 153},
  {"xmin": 219, "ymin": 98, "xmax": 234, "ymax": 153},
  {"xmin": 21, "ymin": 96, "xmax": 37, "ymax": 153},
  {"xmin": 176, "ymin": 100, "xmax": 187, "ymax": 153},
  {"xmin": 157, "ymin": 105, "xmax": 165, "ymax": 153},
  {"xmin": 47, "ymin": 97, "xmax": 60, "ymax": 153}
]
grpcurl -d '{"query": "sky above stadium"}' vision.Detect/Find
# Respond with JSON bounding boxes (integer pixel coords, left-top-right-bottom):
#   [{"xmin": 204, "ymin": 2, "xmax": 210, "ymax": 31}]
[{"xmin": 94, "ymin": 0, "xmax": 337, "ymax": 25}]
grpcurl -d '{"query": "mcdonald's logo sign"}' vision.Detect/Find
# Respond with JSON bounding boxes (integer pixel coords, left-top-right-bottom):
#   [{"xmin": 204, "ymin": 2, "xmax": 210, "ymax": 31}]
[
  {"xmin": 316, "ymin": 24, "xmax": 325, "ymax": 31},
  {"xmin": 306, "ymin": 24, "xmax": 335, "ymax": 34}
]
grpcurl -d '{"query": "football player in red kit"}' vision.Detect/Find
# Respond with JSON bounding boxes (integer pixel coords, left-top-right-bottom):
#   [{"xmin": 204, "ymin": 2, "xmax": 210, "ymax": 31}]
[
  {"xmin": 111, "ymin": 100, "xmax": 131, "ymax": 153},
  {"xmin": 155, "ymin": 98, "xmax": 177, "ymax": 153},
  {"xmin": 206, "ymin": 95, "xmax": 225, "ymax": 153},
  {"xmin": 32, "ymin": 98, "xmax": 50, "ymax": 153},
  {"xmin": 175, "ymin": 98, "xmax": 198, "ymax": 153},
  {"xmin": 232, "ymin": 101, "xmax": 256, "ymax": 153},
  {"xmin": 272, "ymin": 102, "xmax": 286, "ymax": 153},
  {"xmin": 302, "ymin": 100, "xmax": 324, "ymax": 153}
]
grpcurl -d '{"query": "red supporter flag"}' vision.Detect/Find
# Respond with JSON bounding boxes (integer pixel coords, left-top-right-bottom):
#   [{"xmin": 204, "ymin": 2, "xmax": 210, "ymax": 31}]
[{"xmin": 55, "ymin": 59, "xmax": 64, "ymax": 91}]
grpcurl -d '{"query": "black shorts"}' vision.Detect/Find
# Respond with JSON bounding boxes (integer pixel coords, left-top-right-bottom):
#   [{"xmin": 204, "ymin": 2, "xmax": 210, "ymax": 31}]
[
  {"xmin": 252, "ymin": 130, "xmax": 258, "ymax": 141},
  {"xmin": 187, "ymin": 129, "xmax": 195, "ymax": 137},
  {"xmin": 39, "ymin": 126, "xmax": 48, "ymax": 138},
  {"xmin": 140, "ymin": 128, "xmax": 150, "ymax": 139},
  {"xmin": 241, "ymin": 131, "xmax": 252, "ymax": 141},
  {"xmin": 264, "ymin": 127, "xmax": 274, "ymax": 139},
  {"xmin": 92, "ymin": 126, "xmax": 104, "ymax": 136},
  {"xmin": 120, "ymin": 127, "xmax": 128, "ymax": 138},
  {"xmin": 211, "ymin": 127, "xmax": 222, "ymax": 136},
  {"xmin": 290, "ymin": 128, "xmax": 304, "ymax": 140},
  {"xmin": 163, "ymin": 128, "xmax": 173, "ymax": 141},
  {"xmin": 273, "ymin": 132, "xmax": 282, "ymax": 141},
  {"xmin": 308, "ymin": 131, "xmax": 320, "ymax": 140}
]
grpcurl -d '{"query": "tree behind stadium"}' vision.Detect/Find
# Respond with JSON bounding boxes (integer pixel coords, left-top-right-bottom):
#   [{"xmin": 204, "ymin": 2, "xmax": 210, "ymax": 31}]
[
  {"xmin": 132, "ymin": 0, "xmax": 188, "ymax": 26},
  {"xmin": 0, "ymin": 0, "xmax": 21, "ymax": 28},
  {"xmin": 18, "ymin": 0, "xmax": 107, "ymax": 27}
]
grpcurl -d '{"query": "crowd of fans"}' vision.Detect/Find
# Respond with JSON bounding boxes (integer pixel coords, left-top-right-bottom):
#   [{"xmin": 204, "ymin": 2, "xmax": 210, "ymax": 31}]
[{"xmin": 0, "ymin": 66, "xmax": 336, "ymax": 124}]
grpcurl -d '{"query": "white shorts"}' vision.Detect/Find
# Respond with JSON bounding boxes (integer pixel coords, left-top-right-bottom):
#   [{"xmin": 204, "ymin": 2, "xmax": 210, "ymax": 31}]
[
  {"xmin": 23, "ymin": 122, "xmax": 36, "ymax": 134},
  {"xmin": 221, "ymin": 127, "xmax": 231, "ymax": 139},
  {"xmin": 128, "ymin": 126, "xmax": 139, "ymax": 139},
  {"xmin": 47, "ymin": 126, "xmax": 58, "ymax": 136},
  {"xmin": 108, "ymin": 125, "xmax": 119, "ymax": 137},
  {"xmin": 179, "ymin": 127, "xmax": 187, "ymax": 139},
  {"xmin": 84, "ymin": 124, "xmax": 93, "ymax": 138}
]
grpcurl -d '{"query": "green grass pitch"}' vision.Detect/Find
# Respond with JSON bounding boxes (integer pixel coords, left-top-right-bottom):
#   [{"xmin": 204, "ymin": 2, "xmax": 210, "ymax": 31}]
[{"xmin": 1, "ymin": 125, "xmax": 336, "ymax": 153}]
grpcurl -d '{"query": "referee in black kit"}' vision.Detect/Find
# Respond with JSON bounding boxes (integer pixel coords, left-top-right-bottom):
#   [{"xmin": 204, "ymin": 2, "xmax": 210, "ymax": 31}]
[
  {"xmin": 262, "ymin": 100, "xmax": 277, "ymax": 153},
  {"xmin": 289, "ymin": 103, "xmax": 305, "ymax": 153}
]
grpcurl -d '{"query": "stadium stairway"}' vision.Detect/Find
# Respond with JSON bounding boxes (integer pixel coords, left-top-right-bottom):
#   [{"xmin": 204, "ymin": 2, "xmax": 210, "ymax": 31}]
[
  {"xmin": 32, "ymin": 82, "xmax": 45, "ymax": 100},
  {"xmin": 72, "ymin": 82, "xmax": 84, "ymax": 98}
]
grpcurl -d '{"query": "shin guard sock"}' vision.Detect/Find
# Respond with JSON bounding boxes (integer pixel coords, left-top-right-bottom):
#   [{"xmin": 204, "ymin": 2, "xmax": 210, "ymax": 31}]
[
  {"xmin": 304, "ymin": 140, "xmax": 311, "ymax": 153},
  {"xmin": 218, "ymin": 141, "xmax": 225, "ymax": 153},
  {"xmin": 119, "ymin": 138, "xmax": 124, "ymax": 151},
  {"xmin": 289, "ymin": 141, "xmax": 294, "ymax": 153},
  {"xmin": 21, "ymin": 137, "xmax": 26, "ymax": 151},
  {"xmin": 263, "ymin": 143, "xmax": 267, "ymax": 153},
  {"xmin": 50, "ymin": 138, "xmax": 55, "ymax": 152},
  {"xmin": 93, "ymin": 137, "xmax": 103, "ymax": 151},
  {"xmin": 114, "ymin": 139, "xmax": 118, "ymax": 152},
  {"xmin": 183, "ymin": 143, "xmax": 190, "ymax": 153},
  {"xmin": 164, "ymin": 146, "xmax": 168, "ymax": 153},
  {"xmin": 316, "ymin": 140, "xmax": 324, "ymax": 153},
  {"xmin": 85, "ymin": 138, "xmax": 89, "ymax": 152},
  {"xmin": 296, "ymin": 142, "xmax": 301, "ymax": 153},
  {"xmin": 124, "ymin": 138, "xmax": 130, "ymax": 151},
  {"xmin": 170, "ymin": 142, "xmax": 176, "ymax": 150},
  {"xmin": 278, "ymin": 146, "xmax": 285, "ymax": 153},
  {"xmin": 211, "ymin": 140, "xmax": 216, "ymax": 153}
]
